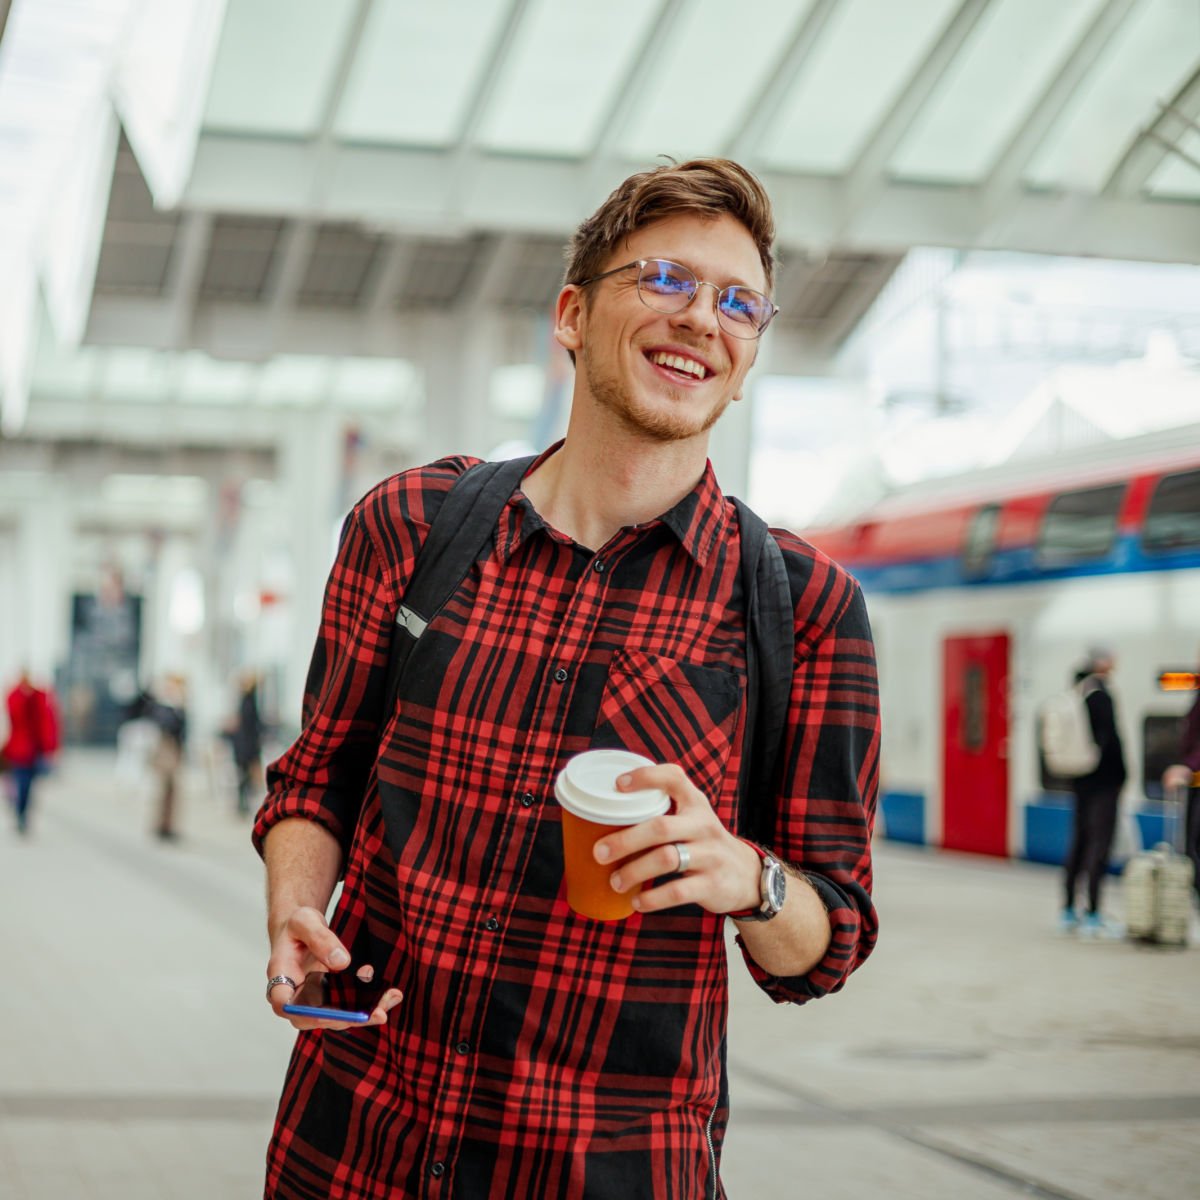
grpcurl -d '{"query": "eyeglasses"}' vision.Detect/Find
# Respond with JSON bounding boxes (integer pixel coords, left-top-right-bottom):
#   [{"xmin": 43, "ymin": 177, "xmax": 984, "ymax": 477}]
[{"xmin": 577, "ymin": 257, "xmax": 779, "ymax": 339}]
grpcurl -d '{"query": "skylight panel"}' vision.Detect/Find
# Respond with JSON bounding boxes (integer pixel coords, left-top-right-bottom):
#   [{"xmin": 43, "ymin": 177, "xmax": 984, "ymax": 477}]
[
  {"xmin": 890, "ymin": 0, "xmax": 1105, "ymax": 184},
  {"xmin": 335, "ymin": 0, "xmax": 512, "ymax": 146},
  {"xmin": 1025, "ymin": 0, "xmax": 1199, "ymax": 192},
  {"xmin": 761, "ymin": 0, "xmax": 960, "ymax": 173},
  {"xmin": 619, "ymin": 0, "xmax": 816, "ymax": 161},
  {"xmin": 203, "ymin": 0, "xmax": 360, "ymax": 137},
  {"xmin": 1147, "ymin": 130, "xmax": 1200, "ymax": 199},
  {"xmin": 257, "ymin": 355, "xmax": 332, "ymax": 407},
  {"xmin": 178, "ymin": 351, "xmax": 257, "ymax": 405},
  {"xmin": 476, "ymin": 0, "xmax": 659, "ymax": 156}
]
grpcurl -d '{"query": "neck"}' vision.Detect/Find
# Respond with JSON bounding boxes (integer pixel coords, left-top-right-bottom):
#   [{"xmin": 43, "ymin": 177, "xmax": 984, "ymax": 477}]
[{"xmin": 523, "ymin": 410, "xmax": 709, "ymax": 551}]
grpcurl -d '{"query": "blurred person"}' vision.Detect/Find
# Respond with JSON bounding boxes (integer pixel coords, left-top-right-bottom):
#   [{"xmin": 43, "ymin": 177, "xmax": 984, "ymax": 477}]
[
  {"xmin": 1161, "ymin": 660, "xmax": 1200, "ymax": 900},
  {"xmin": 2, "ymin": 669, "xmax": 60, "ymax": 836},
  {"xmin": 1061, "ymin": 647, "xmax": 1126, "ymax": 937},
  {"xmin": 149, "ymin": 674, "xmax": 187, "ymax": 842},
  {"xmin": 230, "ymin": 670, "xmax": 264, "ymax": 817},
  {"xmin": 255, "ymin": 158, "xmax": 879, "ymax": 1199}
]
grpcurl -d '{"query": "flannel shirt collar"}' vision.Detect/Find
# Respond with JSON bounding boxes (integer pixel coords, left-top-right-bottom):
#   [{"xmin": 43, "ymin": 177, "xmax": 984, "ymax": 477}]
[{"xmin": 494, "ymin": 441, "xmax": 728, "ymax": 568}]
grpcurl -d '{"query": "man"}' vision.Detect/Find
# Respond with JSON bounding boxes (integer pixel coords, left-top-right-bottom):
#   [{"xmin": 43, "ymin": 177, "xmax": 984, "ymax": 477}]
[
  {"xmin": 1162, "ymin": 660, "xmax": 1200, "ymax": 900},
  {"xmin": 255, "ymin": 159, "xmax": 879, "ymax": 1199},
  {"xmin": 1061, "ymin": 648, "xmax": 1126, "ymax": 937}
]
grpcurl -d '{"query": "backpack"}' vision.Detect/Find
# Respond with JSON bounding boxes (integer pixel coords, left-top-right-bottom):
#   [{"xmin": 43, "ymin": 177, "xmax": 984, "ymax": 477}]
[
  {"xmin": 378, "ymin": 457, "xmax": 796, "ymax": 839},
  {"xmin": 1039, "ymin": 678, "xmax": 1100, "ymax": 779}
]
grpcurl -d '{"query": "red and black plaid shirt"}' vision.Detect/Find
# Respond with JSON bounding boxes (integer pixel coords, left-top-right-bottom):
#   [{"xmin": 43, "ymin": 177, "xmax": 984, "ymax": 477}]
[{"xmin": 254, "ymin": 449, "xmax": 879, "ymax": 1199}]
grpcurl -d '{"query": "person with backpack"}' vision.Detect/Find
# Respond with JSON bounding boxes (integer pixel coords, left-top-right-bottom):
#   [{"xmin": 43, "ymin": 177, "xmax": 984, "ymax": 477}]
[
  {"xmin": 1060, "ymin": 648, "xmax": 1127, "ymax": 937},
  {"xmin": 253, "ymin": 159, "xmax": 880, "ymax": 1200}
]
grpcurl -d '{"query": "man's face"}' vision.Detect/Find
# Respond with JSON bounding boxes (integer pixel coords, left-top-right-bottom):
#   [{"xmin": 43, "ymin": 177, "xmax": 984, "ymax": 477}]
[{"xmin": 559, "ymin": 212, "xmax": 768, "ymax": 445}]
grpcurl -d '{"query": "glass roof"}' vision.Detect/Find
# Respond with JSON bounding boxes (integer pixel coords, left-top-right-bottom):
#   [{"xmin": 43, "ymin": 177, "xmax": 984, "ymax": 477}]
[
  {"xmin": 203, "ymin": 0, "xmax": 359, "ymax": 137},
  {"xmin": 762, "ymin": 0, "xmax": 960, "ymax": 172},
  {"xmin": 1149, "ymin": 127, "xmax": 1200, "ymax": 199},
  {"xmin": 889, "ymin": 0, "xmax": 1105, "ymax": 184},
  {"xmin": 618, "ymin": 0, "xmax": 817, "ymax": 161},
  {"xmin": 1025, "ymin": 0, "xmax": 1199, "ymax": 191},
  {"xmin": 334, "ymin": 0, "xmax": 512, "ymax": 146},
  {"xmin": 476, "ymin": 0, "xmax": 659, "ymax": 156}
]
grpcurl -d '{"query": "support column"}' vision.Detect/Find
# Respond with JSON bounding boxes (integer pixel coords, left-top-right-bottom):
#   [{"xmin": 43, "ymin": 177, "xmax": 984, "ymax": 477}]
[
  {"xmin": 416, "ymin": 313, "xmax": 503, "ymax": 462},
  {"xmin": 15, "ymin": 481, "xmax": 73, "ymax": 680},
  {"xmin": 278, "ymin": 404, "xmax": 346, "ymax": 722}
]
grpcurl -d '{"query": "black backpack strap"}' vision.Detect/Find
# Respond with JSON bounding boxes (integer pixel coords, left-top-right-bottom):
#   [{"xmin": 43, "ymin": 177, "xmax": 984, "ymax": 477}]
[
  {"xmin": 381, "ymin": 455, "xmax": 537, "ymax": 716},
  {"xmin": 731, "ymin": 498, "xmax": 796, "ymax": 843}
]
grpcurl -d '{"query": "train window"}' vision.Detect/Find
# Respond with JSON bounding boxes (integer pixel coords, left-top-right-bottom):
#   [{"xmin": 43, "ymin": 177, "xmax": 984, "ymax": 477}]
[
  {"xmin": 963, "ymin": 504, "xmax": 1001, "ymax": 576},
  {"xmin": 1142, "ymin": 469, "xmax": 1200, "ymax": 553},
  {"xmin": 1142, "ymin": 714, "xmax": 1186, "ymax": 801},
  {"xmin": 960, "ymin": 663, "xmax": 986, "ymax": 752},
  {"xmin": 1036, "ymin": 483, "xmax": 1124, "ymax": 568}
]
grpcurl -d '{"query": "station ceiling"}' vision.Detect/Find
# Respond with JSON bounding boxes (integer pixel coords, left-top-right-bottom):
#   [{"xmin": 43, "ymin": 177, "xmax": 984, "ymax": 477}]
[{"xmin": 5, "ymin": 0, "xmax": 1200, "ymax": 450}]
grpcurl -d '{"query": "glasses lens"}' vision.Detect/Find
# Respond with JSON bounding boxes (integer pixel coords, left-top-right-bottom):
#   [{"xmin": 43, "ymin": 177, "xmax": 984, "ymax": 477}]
[
  {"xmin": 718, "ymin": 287, "xmax": 773, "ymax": 337},
  {"xmin": 637, "ymin": 260, "xmax": 696, "ymax": 310}
]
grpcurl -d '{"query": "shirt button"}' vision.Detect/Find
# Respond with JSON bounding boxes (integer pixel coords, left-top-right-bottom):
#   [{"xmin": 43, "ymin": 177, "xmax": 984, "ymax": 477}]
[
  {"xmin": 553, "ymin": 667, "xmax": 569, "ymax": 683},
  {"xmin": 520, "ymin": 791, "xmax": 535, "ymax": 807},
  {"xmin": 455, "ymin": 1041, "xmax": 471, "ymax": 1055},
  {"xmin": 592, "ymin": 558, "xmax": 606, "ymax": 573},
  {"xmin": 484, "ymin": 916, "xmax": 500, "ymax": 932},
  {"xmin": 430, "ymin": 1162, "xmax": 445, "ymax": 1178}
]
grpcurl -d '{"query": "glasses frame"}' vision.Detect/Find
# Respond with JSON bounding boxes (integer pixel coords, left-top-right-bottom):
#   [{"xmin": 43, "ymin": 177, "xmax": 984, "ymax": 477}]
[{"xmin": 576, "ymin": 257, "xmax": 779, "ymax": 339}]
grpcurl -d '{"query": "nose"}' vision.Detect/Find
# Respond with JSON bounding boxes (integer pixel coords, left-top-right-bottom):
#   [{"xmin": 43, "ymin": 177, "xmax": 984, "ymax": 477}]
[{"xmin": 670, "ymin": 281, "xmax": 721, "ymax": 335}]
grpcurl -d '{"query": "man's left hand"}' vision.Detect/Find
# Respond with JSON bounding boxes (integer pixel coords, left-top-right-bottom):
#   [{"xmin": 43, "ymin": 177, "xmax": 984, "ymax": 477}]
[{"xmin": 594, "ymin": 764, "xmax": 761, "ymax": 915}]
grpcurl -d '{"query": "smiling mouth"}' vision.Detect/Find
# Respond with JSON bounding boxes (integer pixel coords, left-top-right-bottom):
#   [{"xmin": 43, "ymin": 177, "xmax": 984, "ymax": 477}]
[{"xmin": 645, "ymin": 350, "xmax": 712, "ymax": 382}]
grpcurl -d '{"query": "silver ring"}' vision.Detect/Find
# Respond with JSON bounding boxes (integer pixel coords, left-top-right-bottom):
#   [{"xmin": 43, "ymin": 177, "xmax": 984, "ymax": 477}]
[
  {"xmin": 266, "ymin": 975, "xmax": 297, "ymax": 1000},
  {"xmin": 674, "ymin": 842, "xmax": 691, "ymax": 873}
]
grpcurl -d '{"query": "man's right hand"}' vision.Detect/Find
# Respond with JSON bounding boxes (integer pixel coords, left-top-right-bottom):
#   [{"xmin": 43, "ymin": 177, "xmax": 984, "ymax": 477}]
[
  {"xmin": 265, "ymin": 905, "xmax": 403, "ymax": 1030},
  {"xmin": 1163, "ymin": 764, "xmax": 1193, "ymax": 791}
]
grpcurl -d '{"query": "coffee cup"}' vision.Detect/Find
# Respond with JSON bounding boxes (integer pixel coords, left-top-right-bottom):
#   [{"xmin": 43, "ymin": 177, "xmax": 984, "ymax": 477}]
[{"xmin": 555, "ymin": 749, "xmax": 669, "ymax": 920}]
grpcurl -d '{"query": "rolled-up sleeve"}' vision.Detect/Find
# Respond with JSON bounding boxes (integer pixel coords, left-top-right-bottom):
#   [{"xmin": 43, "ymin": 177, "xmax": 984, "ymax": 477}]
[
  {"xmin": 251, "ymin": 457, "xmax": 473, "ymax": 864},
  {"xmin": 736, "ymin": 551, "xmax": 880, "ymax": 1004}
]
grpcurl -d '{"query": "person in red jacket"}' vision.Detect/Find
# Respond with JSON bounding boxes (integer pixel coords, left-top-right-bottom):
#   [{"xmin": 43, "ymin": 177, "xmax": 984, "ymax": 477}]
[{"xmin": 2, "ymin": 669, "xmax": 60, "ymax": 836}]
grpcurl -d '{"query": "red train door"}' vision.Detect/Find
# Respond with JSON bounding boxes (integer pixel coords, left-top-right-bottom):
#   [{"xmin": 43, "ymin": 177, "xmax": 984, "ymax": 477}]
[{"xmin": 942, "ymin": 633, "xmax": 1010, "ymax": 857}]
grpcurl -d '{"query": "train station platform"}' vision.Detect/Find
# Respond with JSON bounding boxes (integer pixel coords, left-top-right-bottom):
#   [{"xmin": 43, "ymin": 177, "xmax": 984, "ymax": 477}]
[{"xmin": 2, "ymin": 750, "xmax": 1197, "ymax": 1200}]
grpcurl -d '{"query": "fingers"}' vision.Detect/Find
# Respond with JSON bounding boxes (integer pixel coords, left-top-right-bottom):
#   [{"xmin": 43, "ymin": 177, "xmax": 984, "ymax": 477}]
[
  {"xmin": 266, "ymin": 964, "xmax": 406, "ymax": 1030},
  {"xmin": 281, "ymin": 906, "xmax": 351, "ymax": 973},
  {"xmin": 596, "ymin": 764, "xmax": 711, "ymax": 867}
]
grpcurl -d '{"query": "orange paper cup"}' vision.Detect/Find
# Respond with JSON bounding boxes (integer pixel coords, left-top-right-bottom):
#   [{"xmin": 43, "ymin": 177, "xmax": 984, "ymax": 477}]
[{"xmin": 555, "ymin": 750, "xmax": 669, "ymax": 921}]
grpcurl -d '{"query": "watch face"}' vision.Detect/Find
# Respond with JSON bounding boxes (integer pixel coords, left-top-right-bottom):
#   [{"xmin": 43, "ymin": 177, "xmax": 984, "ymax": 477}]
[{"xmin": 765, "ymin": 861, "xmax": 786, "ymax": 912}]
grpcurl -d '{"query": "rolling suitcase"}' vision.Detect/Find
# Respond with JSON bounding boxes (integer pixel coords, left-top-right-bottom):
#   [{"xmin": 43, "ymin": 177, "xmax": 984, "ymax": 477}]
[{"xmin": 1125, "ymin": 784, "xmax": 1194, "ymax": 947}]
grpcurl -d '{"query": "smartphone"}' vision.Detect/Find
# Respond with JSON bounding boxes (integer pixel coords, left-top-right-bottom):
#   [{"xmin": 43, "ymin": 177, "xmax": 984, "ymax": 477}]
[
  {"xmin": 282, "ymin": 1002, "xmax": 372, "ymax": 1023},
  {"xmin": 281, "ymin": 967, "xmax": 389, "ymax": 1024}
]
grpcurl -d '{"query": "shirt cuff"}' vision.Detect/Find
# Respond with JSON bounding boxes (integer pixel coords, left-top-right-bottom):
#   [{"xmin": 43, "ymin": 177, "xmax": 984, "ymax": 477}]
[{"xmin": 734, "ymin": 871, "xmax": 872, "ymax": 1005}]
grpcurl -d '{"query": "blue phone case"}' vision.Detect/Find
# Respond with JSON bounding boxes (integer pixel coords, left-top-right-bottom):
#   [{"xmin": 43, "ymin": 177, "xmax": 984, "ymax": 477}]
[{"xmin": 282, "ymin": 1003, "xmax": 372, "ymax": 1023}]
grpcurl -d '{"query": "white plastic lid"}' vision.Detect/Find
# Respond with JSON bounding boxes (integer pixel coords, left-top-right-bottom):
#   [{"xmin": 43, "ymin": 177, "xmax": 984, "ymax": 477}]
[{"xmin": 554, "ymin": 750, "xmax": 669, "ymax": 826}]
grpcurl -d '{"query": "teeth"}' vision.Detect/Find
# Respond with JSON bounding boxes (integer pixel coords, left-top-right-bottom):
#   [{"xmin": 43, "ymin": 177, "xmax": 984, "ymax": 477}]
[{"xmin": 650, "ymin": 351, "xmax": 706, "ymax": 379}]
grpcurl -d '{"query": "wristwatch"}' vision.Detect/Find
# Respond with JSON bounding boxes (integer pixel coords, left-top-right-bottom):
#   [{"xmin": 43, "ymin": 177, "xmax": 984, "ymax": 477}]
[{"xmin": 728, "ymin": 843, "xmax": 786, "ymax": 922}]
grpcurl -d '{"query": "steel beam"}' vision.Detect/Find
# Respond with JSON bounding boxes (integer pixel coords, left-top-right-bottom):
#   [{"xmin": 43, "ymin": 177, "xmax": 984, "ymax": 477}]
[
  {"xmin": 723, "ymin": 0, "xmax": 841, "ymax": 161},
  {"xmin": 837, "ymin": 0, "xmax": 991, "ymax": 232},
  {"xmin": 1104, "ymin": 65, "xmax": 1200, "ymax": 198},
  {"xmin": 981, "ymin": 0, "xmax": 1136, "ymax": 215}
]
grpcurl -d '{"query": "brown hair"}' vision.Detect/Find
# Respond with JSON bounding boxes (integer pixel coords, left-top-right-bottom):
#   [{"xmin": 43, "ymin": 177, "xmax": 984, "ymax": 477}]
[{"xmin": 564, "ymin": 158, "xmax": 776, "ymax": 292}]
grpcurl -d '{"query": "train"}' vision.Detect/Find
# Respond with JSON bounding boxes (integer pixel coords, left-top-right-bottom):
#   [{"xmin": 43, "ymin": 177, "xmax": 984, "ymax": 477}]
[{"xmin": 801, "ymin": 422, "xmax": 1200, "ymax": 863}]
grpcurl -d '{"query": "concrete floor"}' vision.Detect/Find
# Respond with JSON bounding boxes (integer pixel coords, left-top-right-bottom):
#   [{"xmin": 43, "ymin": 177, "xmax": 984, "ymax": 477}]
[{"xmin": 2, "ymin": 750, "xmax": 1198, "ymax": 1199}]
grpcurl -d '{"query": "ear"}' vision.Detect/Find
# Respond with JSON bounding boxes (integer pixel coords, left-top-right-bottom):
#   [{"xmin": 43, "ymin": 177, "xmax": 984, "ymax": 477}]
[{"xmin": 554, "ymin": 285, "xmax": 585, "ymax": 355}]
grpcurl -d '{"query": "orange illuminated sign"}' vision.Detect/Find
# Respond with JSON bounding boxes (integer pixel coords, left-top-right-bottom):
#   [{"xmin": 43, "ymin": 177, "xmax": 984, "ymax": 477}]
[{"xmin": 1157, "ymin": 671, "xmax": 1200, "ymax": 691}]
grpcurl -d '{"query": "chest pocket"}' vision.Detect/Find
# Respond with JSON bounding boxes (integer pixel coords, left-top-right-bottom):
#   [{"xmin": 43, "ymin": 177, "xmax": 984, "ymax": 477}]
[{"xmin": 590, "ymin": 649, "xmax": 744, "ymax": 823}]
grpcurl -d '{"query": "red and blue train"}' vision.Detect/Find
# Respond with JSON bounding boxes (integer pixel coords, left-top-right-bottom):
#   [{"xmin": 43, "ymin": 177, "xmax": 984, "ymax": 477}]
[{"xmin": 802, "ymin": 422, "xmax": 1200, "ymax": 863}]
